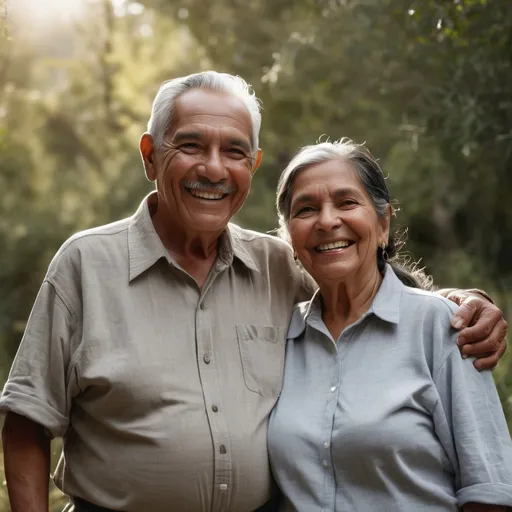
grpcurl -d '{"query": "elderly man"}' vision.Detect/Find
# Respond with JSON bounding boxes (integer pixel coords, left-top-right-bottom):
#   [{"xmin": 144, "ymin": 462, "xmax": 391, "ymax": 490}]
[{"xmin": 0, "ymin": 71, "xmax": 508, "ymax": 512}]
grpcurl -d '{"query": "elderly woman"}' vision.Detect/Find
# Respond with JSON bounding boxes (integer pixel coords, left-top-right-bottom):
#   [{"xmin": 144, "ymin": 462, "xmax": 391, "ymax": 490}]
[{"xmin": 267, "ymin": 139, "xmax": 512, "ymax": 512}]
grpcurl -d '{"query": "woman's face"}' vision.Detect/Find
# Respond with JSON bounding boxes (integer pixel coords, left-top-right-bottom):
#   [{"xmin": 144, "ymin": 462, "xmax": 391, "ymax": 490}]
[{"xmin": 288, "ymin": 158, "xmax": 390, "ymax": 287}]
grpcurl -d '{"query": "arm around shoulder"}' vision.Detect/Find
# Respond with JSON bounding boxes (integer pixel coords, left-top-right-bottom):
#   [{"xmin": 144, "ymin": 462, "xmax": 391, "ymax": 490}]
[{"xmin": 438, "ymin": 288, "xmax": 508, "ymax": 369}]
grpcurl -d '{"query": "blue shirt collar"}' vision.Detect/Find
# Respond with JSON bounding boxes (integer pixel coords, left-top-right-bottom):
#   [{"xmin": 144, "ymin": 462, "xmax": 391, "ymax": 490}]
[{"xmin": 287, "ymin": 264, "xmax": 404, "ymax": 339}]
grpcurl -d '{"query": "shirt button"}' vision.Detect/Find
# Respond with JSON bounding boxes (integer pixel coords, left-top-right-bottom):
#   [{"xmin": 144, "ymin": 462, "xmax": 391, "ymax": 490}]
[
  {"xmin": 211, "ymin": 405, "xmax": 219, "ymax": 413},
  {"xmin": 330, "ymin": 386, "xmax": 337, "ymax": 392},
  {"xmin": 200, "ymin": 302, "xmax": 206, "ymax": 310},
  {"xmin": 203, "ymin": 354, "xmax": 211, "ymax": 364},
  {"xmin": 219, "ymin": 445, "xmax": 227, "ymax": 454},
  {"xmin": 219, "ymin": 484, "xmax": 228, "ymax": 491},
  {"xmin": 322, "ymin": 460, "xmax": 329, "ymax": 468},
  {"xmin": 323, "ymin": 442, "xmax": 329, "ymax": 449}
]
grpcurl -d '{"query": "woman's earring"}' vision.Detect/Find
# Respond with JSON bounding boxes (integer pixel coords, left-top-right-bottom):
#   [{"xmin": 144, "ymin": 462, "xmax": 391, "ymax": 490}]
[{"xmin": 380, "ymin": 241, "xmax": 388, "ymax": 261}]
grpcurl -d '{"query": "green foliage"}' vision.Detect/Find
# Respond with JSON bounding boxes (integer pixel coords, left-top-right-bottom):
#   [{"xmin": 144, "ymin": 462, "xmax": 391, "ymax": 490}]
[{"xmin": 0, "ymin": 0, "xmax": 511, "ymax": 509}]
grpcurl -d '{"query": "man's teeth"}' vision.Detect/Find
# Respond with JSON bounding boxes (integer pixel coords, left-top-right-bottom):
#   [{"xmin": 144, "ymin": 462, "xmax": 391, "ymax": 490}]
[
  {"xmin": 317, "ymin": 241, "xmax": 350, "ymax": 252},
  {"xmin": 188, "ymin": 189, "xmax": 225, "ymax": 200}
]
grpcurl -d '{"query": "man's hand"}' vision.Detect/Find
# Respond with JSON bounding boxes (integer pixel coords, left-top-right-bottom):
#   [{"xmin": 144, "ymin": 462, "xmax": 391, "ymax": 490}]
[{"xmin": 441, "ymin": 289, "xmax": 508, "ymax": 370}]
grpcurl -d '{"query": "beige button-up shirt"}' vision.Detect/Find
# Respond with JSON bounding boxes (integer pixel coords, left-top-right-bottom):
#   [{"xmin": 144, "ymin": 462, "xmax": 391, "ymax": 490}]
[{"xmin": 0, "ymin": 194, "xmax": 314, "ymax": 512}]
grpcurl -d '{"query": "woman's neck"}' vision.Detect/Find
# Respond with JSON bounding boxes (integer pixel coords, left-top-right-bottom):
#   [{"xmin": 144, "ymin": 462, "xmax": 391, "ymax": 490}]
[{"xmin": 318, "ymin": 265, "xmax": 383, "ymax": 341}]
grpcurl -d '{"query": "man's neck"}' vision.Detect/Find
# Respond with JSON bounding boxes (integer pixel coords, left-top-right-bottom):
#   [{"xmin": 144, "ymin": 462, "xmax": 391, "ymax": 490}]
[{"xmin": 150, "ymin": 200, "xmax": 224, "ymax": 289}]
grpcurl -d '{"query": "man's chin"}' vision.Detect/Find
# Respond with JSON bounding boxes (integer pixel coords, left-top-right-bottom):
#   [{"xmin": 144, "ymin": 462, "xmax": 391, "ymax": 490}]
[{"xmin": 184, "ymin": 215, "xmax": 231, "ymax": 235}]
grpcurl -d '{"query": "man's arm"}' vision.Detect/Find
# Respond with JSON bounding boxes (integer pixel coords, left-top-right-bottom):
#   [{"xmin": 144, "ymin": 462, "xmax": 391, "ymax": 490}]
[
  {"xmin": 438, "ymin": 288, "xmax": 508, "ymax": 370},
  {"xmin": 2, "ymin": 412, "xmax": 51, "ymax": 512}
]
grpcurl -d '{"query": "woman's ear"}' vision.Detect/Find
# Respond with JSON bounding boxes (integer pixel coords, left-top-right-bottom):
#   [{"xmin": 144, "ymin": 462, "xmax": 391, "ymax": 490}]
[{"xmin": 380, "ymin": 203, "xmax": 392, "ymax": 243}]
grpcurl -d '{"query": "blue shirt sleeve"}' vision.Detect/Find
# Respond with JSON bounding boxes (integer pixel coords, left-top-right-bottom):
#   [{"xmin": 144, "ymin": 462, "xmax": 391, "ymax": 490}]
[{"xmin": 433, "ymin": 342, "xmax": 512, "ymax": 507}]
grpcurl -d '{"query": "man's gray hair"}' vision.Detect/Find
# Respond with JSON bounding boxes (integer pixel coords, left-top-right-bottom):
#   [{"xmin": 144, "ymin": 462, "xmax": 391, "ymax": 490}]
[
  {"xmin": 147, "ymin": 71, "xmax": 262, "ymax": 153},
  {"xmin": 276, "ymin": 138, "xmax": 389, "ymax": 241}
]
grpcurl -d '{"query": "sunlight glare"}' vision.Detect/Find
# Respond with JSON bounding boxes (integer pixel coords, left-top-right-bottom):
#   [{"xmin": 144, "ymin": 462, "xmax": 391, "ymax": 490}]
[{"xmin": 8, "ymin": 0, "xmax": 85, "ymax": 25}]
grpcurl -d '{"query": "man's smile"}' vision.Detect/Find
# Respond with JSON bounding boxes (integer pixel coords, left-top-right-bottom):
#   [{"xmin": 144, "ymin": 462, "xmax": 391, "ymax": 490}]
[
  {"xmin": 182, "ymin": 179, "xmax": 235, "ymax": 202},
  {"xmin": 185, "ymin": 187, "xmax": 229, "ymax": 201}
]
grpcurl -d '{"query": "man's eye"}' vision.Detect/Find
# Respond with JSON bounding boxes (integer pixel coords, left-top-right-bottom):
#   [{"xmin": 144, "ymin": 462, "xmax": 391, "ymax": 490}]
[
  {"xmin": 181, "ymin": 143, "xmax": 200, "ymax": 150},
  {"xmin": 226, "ymin": 148, "xmax": 246, "ymax": 157}
]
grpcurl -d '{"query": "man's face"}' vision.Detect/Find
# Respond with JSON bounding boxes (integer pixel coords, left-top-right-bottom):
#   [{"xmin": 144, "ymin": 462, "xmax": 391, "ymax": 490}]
[{"xmin": 142, "ymin": 88, "xmax": 261, "ymax": 235}]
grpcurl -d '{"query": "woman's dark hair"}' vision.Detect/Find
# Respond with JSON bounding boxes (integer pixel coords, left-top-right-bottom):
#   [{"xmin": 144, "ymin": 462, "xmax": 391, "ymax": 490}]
[{"xmin": 276, "ymin": 138, "xmax": 432, "ymax": 290}]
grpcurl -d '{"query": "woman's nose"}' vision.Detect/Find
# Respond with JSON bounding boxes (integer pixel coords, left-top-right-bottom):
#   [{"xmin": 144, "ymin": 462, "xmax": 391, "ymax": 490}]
[{"xmin": 315, "ymin": 206, "xmax": 342, "ymax": 232}]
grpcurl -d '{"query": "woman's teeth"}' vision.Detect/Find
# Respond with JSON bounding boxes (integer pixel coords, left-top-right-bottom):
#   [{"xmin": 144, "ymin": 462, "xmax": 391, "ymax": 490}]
[{"xmin": 316, "ymin": 240, "xmax": 351, "ymax": 252}]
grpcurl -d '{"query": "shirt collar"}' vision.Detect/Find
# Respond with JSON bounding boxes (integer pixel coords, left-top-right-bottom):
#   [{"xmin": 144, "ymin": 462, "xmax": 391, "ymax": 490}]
[
  {"xmin": 224, "ymin": 224, "xmax": 261, "ymax": 273},
  {"xmin": 370, "ymin": 264, "xmax": 403, "ymax": 324},
  {"xmin": 287, "ymin": 264, "xmax": 403, "ymax": 339},
  {"xmin": 128, "ymin": 193, "xmax": 260, "ymax": 281},
  {"xmin": 128, "ymin": 193, "xmax": 170, "ymax": 281}
]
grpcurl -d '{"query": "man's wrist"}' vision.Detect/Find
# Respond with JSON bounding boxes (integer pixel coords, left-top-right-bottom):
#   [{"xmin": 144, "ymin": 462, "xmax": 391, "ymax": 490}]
[
  {"xmin": 463, "ymin": 288, "xmax": 495, "ymax": 305},
  {"xmin": 437, "ymin": 288, "xmax": 495, "ymax": 305}
]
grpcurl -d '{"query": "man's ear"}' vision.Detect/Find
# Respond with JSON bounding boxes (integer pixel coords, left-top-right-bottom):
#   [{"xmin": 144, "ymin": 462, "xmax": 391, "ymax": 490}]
[
  {"xmin": 251, "ymin": 149, "xmax": 263, "ymax": 175},
  {"xmin": 140, "ymin": 133, "xmax": 156, "ymax": 181}
]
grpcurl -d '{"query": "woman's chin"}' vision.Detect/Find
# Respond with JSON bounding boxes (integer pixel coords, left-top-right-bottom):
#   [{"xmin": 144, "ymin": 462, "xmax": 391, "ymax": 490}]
[{"xmin": 309, "ymin": 262, "xmax": 356, "ymax": 284}]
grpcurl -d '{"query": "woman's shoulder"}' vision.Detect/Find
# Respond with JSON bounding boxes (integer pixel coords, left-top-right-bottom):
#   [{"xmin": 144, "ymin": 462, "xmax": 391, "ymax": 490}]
[
  {"xmin": 383, "ymin": 266, "xmax": 457, "ymax": 327},
  {"xmin": 400, "ymin": 285, "xmax": 459, "ymax": 322},
  {"xmin": 398, "ymin": 285, "xmax": 461, "ymax": 374}
]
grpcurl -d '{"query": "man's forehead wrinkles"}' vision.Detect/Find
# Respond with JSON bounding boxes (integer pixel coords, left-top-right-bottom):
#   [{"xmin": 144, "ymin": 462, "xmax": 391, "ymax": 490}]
[
  {"xmin": 172, "ymin": 131, "xmax": 202, "ymax": 142},
  {"xmin": 185, "ymin": 111, "xmax": 246, "ymax": 120},
  {"xmin": 171, "ymin": 122, "xmax": 251, "ymax": 143},
  {"xmin": 182, "ymin": 113, "xmax": 251, "ymax": 131}
]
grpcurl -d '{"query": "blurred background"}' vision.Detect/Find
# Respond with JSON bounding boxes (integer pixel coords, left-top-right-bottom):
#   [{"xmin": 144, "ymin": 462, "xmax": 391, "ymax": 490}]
[{"xmin": 0, "ymin": 0, "xmax": 511, "ymax": 509}]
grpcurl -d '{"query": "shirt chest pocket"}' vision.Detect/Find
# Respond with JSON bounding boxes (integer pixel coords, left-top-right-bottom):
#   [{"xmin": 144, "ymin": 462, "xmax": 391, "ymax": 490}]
[{"xmin": 236, "ymin": 324, "xmax": 286, "ymax": 399}]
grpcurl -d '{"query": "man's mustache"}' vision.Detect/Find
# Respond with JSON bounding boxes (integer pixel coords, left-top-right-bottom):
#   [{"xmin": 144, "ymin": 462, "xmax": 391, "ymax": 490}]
[{"xmin": 182, "ymin": 180, "xmax": 235, "ymax": 194}]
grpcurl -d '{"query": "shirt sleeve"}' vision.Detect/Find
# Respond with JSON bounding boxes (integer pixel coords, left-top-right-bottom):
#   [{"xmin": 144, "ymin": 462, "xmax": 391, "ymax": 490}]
[
  {"xmin": 433, "ymin": 343, "xmax": 512, "ymax": 507},
  {"xmin": 0, "ymin": 280, "xmax": 77, "ymax": 438}
]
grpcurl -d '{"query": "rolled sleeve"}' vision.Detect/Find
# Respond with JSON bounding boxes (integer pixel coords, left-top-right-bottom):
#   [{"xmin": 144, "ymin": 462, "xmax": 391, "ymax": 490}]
[
  {"xmin": 0, "ymin": 280, "xmax": 77, "ymax": 438},
  {"xmin": 434, "ymin": 344, "xmax": 512, "ymax": 507}
]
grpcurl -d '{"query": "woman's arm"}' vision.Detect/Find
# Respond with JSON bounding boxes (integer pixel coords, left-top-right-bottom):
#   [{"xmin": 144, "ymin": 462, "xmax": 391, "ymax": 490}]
[{"xmin": 432, "ymin": 315, "xmax": 512, "ymax": 509}]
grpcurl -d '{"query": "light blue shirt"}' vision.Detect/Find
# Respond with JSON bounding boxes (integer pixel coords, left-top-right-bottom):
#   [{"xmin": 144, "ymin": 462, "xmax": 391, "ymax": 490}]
[{"xmin": 268, "ymin": 265, "xmax": 512, "ymax": 511}]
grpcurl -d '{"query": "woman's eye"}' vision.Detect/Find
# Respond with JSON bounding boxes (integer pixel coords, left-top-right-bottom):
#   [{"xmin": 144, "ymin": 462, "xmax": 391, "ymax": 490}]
[
  {"xmin": 294, "ymin": 206, "xmax": 315, "ymax": 217},
  {"xmin": 340, "ymin": 199, "xmax": 358, "ymax": 207}
]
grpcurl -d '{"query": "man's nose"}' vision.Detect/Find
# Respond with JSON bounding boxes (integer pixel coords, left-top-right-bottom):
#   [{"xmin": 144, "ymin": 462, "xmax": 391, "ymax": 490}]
[
  {"xmin": 315, "ymin": 206, "xmax": 342, "ymax": 232},
  {"xmin": 197, "ymin": 149, "xmax": 228, "ymax": 183}
]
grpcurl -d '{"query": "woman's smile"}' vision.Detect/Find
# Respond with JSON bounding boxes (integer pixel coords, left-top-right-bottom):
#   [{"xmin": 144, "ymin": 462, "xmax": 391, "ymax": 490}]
[{"xmin": 314, "ymin": 239, "xmax": 355, "ymax": 253}]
